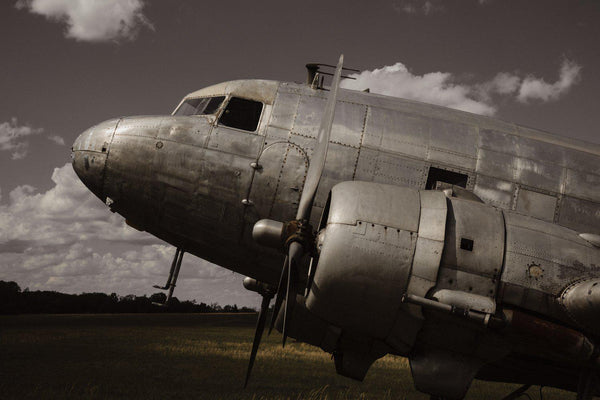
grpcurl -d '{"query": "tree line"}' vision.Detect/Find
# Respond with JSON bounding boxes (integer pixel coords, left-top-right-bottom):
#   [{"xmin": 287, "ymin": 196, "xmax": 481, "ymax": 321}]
[{"xmin": 0, "ymin": 281, "xmax": 255, "ymax": 314}]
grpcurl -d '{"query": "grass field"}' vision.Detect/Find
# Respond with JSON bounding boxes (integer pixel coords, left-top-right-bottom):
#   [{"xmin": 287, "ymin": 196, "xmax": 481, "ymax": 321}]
[{"xmin": 0, "ymin": 313, "xmax": 576, "ymax": 399}]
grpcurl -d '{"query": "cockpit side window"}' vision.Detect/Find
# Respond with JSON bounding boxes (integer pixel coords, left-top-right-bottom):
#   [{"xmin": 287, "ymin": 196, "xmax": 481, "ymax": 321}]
[
  {"xmin": 219, "ymin": 97, "xmax": 263, "ymax": 132},
  {"xmin": 173, "ymin": 96, "xmax": 225, "ymax": 116}
]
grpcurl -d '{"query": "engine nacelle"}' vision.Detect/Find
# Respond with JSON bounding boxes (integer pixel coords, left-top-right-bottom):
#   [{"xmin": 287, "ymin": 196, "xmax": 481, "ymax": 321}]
[
  {"xmin": 306, "ymin": 181, "xmax": 451, "ymax": 353},
  {"xmin": 299, "ymin": 180, "xmax": 600, "ymax": 397}
]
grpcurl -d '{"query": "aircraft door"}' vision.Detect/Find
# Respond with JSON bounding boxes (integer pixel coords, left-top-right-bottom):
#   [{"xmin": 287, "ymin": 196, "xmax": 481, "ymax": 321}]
[{"xmin": 246, "ymin": 141, "xmax": 309, "ymax": 224}]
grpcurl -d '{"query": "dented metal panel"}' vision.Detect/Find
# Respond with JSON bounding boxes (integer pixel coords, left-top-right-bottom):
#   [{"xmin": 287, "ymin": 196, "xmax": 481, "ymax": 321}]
[
  {"xmin": 307, "ymin": 183, "xmax": 420, "ymax": 340},
  {"xmin": 207, "ymin": 126, "xmax": 263, "ymax": 158},
  {"xmin": 501, "ymin": 211, "xmax": 600, "ymax": 319},
  {"xmin": 326, "ymin": 181, "xmax": 420, "ymax": 231}
]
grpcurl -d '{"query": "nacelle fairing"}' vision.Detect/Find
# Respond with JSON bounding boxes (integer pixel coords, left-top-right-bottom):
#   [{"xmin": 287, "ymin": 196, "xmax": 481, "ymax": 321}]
[{"xmin": 277, "ymin": 181, "xmax": 600, "ymax": 397}]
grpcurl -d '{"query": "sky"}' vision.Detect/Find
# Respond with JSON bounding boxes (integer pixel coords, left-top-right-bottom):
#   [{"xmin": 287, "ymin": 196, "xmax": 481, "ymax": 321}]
[{"xmin": 1, "ymin": 0, "xmax": 599, "ymax": 307}]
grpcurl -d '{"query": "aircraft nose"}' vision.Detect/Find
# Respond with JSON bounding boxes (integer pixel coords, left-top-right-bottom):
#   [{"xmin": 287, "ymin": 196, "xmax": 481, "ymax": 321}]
[{"xmin": 72, "ymin": 118, "xmax": 120, "ymax": 201}]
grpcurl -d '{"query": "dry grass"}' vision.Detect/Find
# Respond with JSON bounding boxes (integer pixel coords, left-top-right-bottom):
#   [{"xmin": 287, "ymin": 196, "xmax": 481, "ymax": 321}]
[{"xmin": 0, "ymin": 314, "xmax": 575, "ymax": 399}]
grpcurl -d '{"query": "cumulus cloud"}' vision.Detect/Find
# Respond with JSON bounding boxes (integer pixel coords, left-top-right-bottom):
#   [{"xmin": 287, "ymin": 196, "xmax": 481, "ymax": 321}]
[
  {"xmin": 0, "ymin": 118, "xmax": 43, "ymax": 160},
  {"xmin": 15, "ymin": 0, "xmax": 153, "ymax": 42},
  {"xmin": 341, "ymin": 62, "xmax": 496, "ymax": 115},
  {"xmin": 517, "ymin": 60, "xmax": 582, "ymax": 103},
  {"xmin": 0, "ymin": 164, "xmax": 255, "ymax": 306},
  {"xmin": 341, "ymin": 59, "xmax": 582, "ymax": 116},
  {"xmin": 48, "ymin": 135, "xmax": 65, "ymax": 146}
]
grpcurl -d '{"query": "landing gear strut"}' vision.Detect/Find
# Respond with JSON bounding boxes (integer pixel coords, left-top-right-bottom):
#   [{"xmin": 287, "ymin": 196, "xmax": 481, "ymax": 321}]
[{"xmin": 152, "ymin": 247, "xmax": 184, "ymax": 306}]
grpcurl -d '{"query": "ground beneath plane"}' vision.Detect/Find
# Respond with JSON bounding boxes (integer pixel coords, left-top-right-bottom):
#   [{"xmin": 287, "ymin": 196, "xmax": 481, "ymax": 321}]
[{"xmin": 0, "ymin": 313, "xmax": 574, "ymax": 400}]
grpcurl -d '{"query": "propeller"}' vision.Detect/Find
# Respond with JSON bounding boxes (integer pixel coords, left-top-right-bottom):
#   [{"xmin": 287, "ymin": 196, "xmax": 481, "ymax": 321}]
[
  {"xmin": 245, "ymin": 54, "xmax": 344, "ymax": 386},
  {"xmin": 272, "ymin": 54, "xmax": 345, "ymax": 345},
  {"xmin": 244, "ymin": 287, "xmax": 273, "ymax": 388}
]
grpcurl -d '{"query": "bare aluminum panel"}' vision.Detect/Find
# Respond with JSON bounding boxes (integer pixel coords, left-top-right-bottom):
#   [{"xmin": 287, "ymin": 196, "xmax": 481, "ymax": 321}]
[
  {"xmin": 563, "ymin": 147, "xmax": 600, "ymax": 175},
  {"xmin": 115, "ymin": 116, "xmax": 162, "ymax": 139},
  {"xmin": 207, "ymin": 126, "xmax": 263, "ymax": 158},
  {"xmin": 264, "ymin": 125, "xmax": 290, "ymax": 142},
  {"xmin": 307, "ymin": 220, "xmax": 416, "ymax": 339},
  {"xmin": 429, "ymin": 120, "xmax": 478, "ymax": 170},
  {"xmin": 269, "ymin": 91, "xmax": 299, "ymax": 131},
  {"xmin": 363, "ymin": 108, "xmax": 430, "ymax": 159},
  {"xmin": 354, "ymin": 147, "xmax": 428, "ymax": 188},
  {"xmin": 476, "ymin": 148, "xmax": 564, "ymax": 193},
  {"xmin": 476, "ymin": 148, "xmax": 516, "ymax": 182},
  {"xmin": 515, "ymin": 158, "xmax": 564, "ymax": 193},
  {"xmin": 293, "ymin": 96, "xmax": 365, "ymax": 148},
  {"xmin": 515, "ymin": 189, "xmax": 557, "ymax": 222},
  {"xmin": 473, "ymin": 175, "xmax": 515, "ymax": 209},
  {"xmin": 248, "ymin": 141, "xmax": 307, "ymax": 222},
  {"xmin": 435, "ymin": 268, "xmax": 498, "ymax": 298},
  {"xmin": 443, "ymin": 198, "xmax": 505, "ymax": 279},
  {"xmin": 327, "ymin": 181, "xmax": 421, "ymax": 232},
  {"xmin": 157, "ymin": 116, "xmax": 212, "ymax": 148},
  {"xmin": 502, "ymin": 212, "xmax": 600, "ymax": 307},
  {"xmin": 418, "ymin": 191, "xmax": 447, "ymax": 241},
  {"xmin": 558, "ymin": 196, "xmax": 600, "ymax": 236},
  {"xmin": 565, "ymin": 168, "xmax": 600, "ymax": 202}
]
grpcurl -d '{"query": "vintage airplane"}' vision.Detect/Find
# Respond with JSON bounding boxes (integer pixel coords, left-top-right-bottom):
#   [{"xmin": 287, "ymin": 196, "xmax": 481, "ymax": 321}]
[{"xmin": 71, "ymin": 56, "xmax": 600, "ymax": 400}]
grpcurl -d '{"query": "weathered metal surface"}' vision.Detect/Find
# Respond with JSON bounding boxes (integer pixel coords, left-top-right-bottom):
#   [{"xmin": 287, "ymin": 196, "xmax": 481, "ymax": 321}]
[
  {"xmin": 501, "ymin": 211, "xmax": 600, "ymax": 321},
  {"xmin": 515, "ymin": 188, "xmax": 557, "ymax": 222},
  {"xmin": 561, "ymin": 279, "xmax": 600, "ymax": 336},
  {"xmin": 306, "ymin": 182, "xmax": 419, "ymax": 340},
  {"xmin": 73, "ymin": 77, "xmax": 600, "ymax": 398},
  {"xmin": 325, "ymin": 181, "xmax": 420, "ymax": 230},
  {"xmin": 406, "ymin": 190, "xmax": 447, "ymax": 310},
  {"xmin": 431, "ymin": 289, "xmax": 496, "ymax": 314},
  {"xmin": 181, "ymin": 80, "xmax": 279, "ymax": 107},
  {"xmin": 354, "ymin": 147, "xmax": 428, "ymax": 187},
  {"xmin": 247, "ymin": 141, "xmax": 308, "ymax": 222}
]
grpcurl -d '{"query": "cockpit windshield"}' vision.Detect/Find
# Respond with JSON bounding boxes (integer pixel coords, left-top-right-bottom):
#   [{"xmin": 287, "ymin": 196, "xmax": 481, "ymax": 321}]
[{"xmin": 173, "ymin": 96, "xmax": 225, "ymax": 116}]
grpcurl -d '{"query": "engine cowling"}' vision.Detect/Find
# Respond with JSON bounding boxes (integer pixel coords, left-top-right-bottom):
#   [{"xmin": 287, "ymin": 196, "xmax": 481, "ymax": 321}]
[
  {"xmin": 304, "ymin": 181, "xmax": 509, "ymax": 355},
  {"xmin": 306, "ymin": 181, "xmax": 435, "ymax": 352},
  {"xmin": 284, "ymin": 180, "xmax": 600, "ymax": 395}
]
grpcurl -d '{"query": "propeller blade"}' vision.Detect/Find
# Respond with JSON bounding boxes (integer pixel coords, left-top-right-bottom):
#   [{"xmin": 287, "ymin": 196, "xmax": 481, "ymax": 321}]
[
  {"xmin": 295, "ymin": 54, "xmax": 344, "ymax": 221},
  {"xmin": 268, "ymin": 256, "xmax": 288, "ymax": 335},
  {"xmin": 304, "ymin": 256, "xmax": 316, "ymax": 297},
  {"xmin": 244, "ymin": 294, "xmax": 272, "ymax": 388},
  {"xmin": 282, "ymin": 242, "xmax": 302, "ymax": 347}
]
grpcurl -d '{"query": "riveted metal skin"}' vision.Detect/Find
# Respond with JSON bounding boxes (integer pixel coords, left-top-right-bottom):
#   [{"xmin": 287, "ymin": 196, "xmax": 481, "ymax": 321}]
[
  {"xmin": 561, "ymin": 279, "xmax": 600, "ymax": 335},
  {"xmin": 405, "ymin": 190, "xmax": 448, "ymax": 317},
  {"xmin": 500, "ymin": 212, "xmax": 600, "ymax": 324},
  {"xmin": 72, "ymin": 118, "xmax": 120, "ymax": 200},
  {"xmin": 72, "ymin": 77, "xmax": 600, "ymax": 398},
  {"xmin": 306, "ymin": 181, "xmax": 420, "ymax": 348}
]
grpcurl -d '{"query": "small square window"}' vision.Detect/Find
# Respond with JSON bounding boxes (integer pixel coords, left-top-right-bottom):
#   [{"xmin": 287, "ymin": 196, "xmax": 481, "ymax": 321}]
[{"xmin": 460, "ymin": 238, "xmax": 474, "ymax": 251}]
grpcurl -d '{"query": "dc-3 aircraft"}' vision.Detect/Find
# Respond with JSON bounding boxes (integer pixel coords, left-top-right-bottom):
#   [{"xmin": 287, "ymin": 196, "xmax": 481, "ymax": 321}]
[{"xmin": 72, "ymin": 56, "xmax": 600, "ymax": 400}]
